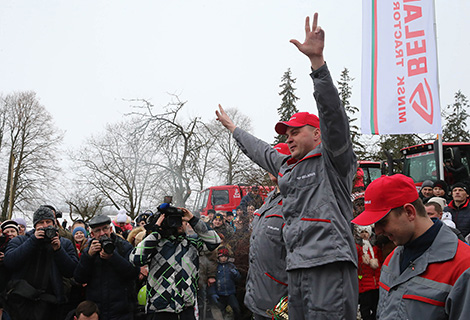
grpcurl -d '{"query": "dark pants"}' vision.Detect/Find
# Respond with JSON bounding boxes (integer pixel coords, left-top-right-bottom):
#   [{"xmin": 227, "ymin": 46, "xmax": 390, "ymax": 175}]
[
  {"xmin": 146, "ymin": 307, "xmax": 195, "ymax": 320},
  {"xmin": 359, "ymin": 289, "xmax": 379, "ymax": 320},
  {"xmin": 216, "ymin": 294, "xmax": 240, "ymax": 318}
]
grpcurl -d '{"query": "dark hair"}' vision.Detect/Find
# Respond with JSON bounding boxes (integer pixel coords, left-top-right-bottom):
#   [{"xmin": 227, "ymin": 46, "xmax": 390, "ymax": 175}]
[
  {"xmin": 75, "ymin": 300, "xmax": 99, "ymax": 317},
  {"xmin": 226, "ymin": 211, "xmax": 234, "ymax": 216},
  {"xmin": 207, "ymin": 209, "xmax": 216, "ymax": 215},
  {"xmin": 425, "ymin": 202, "xmax": 443, "ymax": 213}
]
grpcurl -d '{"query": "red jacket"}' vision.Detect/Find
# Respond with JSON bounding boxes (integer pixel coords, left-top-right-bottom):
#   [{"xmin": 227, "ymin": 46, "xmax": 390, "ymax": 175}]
[{"xmin": 356, "ymin": 243, "xmax": 382, "ymax": 293}]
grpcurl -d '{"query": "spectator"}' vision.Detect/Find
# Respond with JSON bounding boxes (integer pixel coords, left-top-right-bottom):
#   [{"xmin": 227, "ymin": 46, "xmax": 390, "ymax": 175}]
[
  {"xmin": 72, "ymin": 226, "xmax": 88, "ymax": 258},
  {"xmin": 209, "ymin": 247, "xmax": 241, "ymax": 319},
  {"xmin": 419, "ymin": 180, "xmax": 434, "ymax": 201},
  {"xmin": 0, "ymin": 220, "xmax": 20, "ymax": 319},
  {"xmin": 64, "ymin": 300, "xmax": 100, "ymax": 320},
  {"xmin": 444, "ymin": 182, "xmax": 470, "ymax": 238},
  {"xmin": 130, "ymin": 206, "xmax": 220, "ymax": 320},
  {"xmin": 433, "ymin": 180, "xmax": 450, "ymax": 201},
  {"xmin": 207, "ymin": 209, "xmax": 216, "ymax": 222},
  {"xmin": 113, "ymin": 210, "xmax": 132, "ymax": 239},
  {"xmin": 216, "ymin": 13, "xmax": 358, "ymax": 319},
  {"xmin": 225, "ymin": 211, "xmax": 235, "ymax": 230},
  {"xmin": 356, "ymin": 226, "xmax": 381, "ymax": 320},
  {"xmin": 12, "ymin": 217, "xmax": 27, "ymax": 236},
  {"xmin": 197, "ymin": 243, "xmax": 218, "ymax": 320},
  {"xmin": 4, "ymin": 206, "xmax": 78, "ymax": 320},
  {"xmin": 135, "ymin": 212, "xmax": 153, "ymax": 228},
  {"xmin": 74, "ymin": 214, "xmax": 140, "ymax": 320},
  {"xmin": 212, "ymin": 213, "xmax": 234, "ymax": 241},
  {"xmin": 425, "ymin": 202, "xmax": 466, "ymax": 242},
  {"xmin": 239, "ymin": 187, "xmax": 264, "ymax": 210},
  {"xmin": 353, "ymin": 174, "xmax": 470, "ymax": 319}
]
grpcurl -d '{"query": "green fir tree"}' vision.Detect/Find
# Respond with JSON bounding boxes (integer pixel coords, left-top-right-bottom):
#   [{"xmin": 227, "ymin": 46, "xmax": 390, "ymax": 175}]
[
  {"xmin": 442, "ymin": 90, "xmax": 470, "ymax": 141},
  {"xmin": 274, "ymin": 68, "xmax": 299, "ymax": 144}
]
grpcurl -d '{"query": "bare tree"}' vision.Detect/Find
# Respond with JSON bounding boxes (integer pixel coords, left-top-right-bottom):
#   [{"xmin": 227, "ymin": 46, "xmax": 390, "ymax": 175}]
[
  {"xmin": 64, "ymin": 184, "xmax": 108, "ymax": 223},
  {"xmin": 210, "ymin": 108, "xmax": 254, "ymax": 185},
  {"xmin": 128, "ymin": 95, "xmax": 206, "ymax": 207},
  {"xmin": 0, "ymin": 92, "xmax": 63, "ymax": 220},
  {"xmin": 71, "ymin": 119, "xmax": 161, "ymax": 219}
]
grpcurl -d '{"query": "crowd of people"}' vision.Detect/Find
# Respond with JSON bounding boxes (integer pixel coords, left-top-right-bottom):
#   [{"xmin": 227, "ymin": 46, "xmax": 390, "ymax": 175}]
[{"xmin": 2, "ymin": 10, "xmax": 470, "ymax": 320}]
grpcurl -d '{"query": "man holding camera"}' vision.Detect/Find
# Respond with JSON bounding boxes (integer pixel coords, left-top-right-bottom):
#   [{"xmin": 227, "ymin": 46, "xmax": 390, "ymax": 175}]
[
  {"xmin": 130, "ymin": 205, "xmax": 221, "ymax": 320},
  {"xmin": 3, "ymin": 205, "xmax": 78, "ymax": 320},
  {"xmin": 74, "ymin": 214, "xmax": 140, "ymax": 320}
]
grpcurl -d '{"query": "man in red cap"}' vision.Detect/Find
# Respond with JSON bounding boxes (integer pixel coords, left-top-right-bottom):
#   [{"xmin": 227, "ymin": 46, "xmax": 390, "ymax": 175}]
[
  {"xmin": 352, "ymin": 174, "xmax": 470, "ymax": 320},
  {"xmin": 216, "ymin": 12, "xmax": 358, "ymax": 320}
]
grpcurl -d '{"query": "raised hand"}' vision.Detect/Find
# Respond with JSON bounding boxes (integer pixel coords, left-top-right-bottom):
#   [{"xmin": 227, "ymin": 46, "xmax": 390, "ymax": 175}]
[
  {"xmin": 215, "ymin": 104, "xmax": 236, "ymax": 133},
  {"xmin": 290, "ymin": 12, "xmax": 326, "ymax": 70}
]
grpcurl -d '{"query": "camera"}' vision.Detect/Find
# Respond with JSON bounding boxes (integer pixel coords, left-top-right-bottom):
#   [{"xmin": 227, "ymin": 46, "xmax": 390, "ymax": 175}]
[
  {"xmin": 158, "ymin": 203, "xmax": 184, "ymax": 228},
  {"xmin": 99, "ymin": 235, "xmax": 115, "ymax": 254},
  {"xmin": 0, "ymin": 235, "xmax": 9, "ymax": 251},
  {"xmin": 42, "ymin": 226, "xmax": 59, "ymax": 241}
]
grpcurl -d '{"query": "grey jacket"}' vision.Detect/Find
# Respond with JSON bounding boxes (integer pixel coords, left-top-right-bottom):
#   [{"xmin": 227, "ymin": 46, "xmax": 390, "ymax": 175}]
[
  {"xmin": 378, "ymin": 225, "xmax": 470, "ymax": 320},
  {"xmin": 244, "ymin": 190, "xmax": 288, "ymax": 316},
  {"xmin": 233, "ymin": 63, "xmax": 357, "ymax": 270}
]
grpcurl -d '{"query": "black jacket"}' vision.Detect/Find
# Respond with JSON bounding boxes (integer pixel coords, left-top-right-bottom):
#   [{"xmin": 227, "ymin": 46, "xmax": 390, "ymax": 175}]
[
  {"xmin": 4, "ymin": 229, "xmax": 78, "ymax": 304},
  {"xmin": 74, "ymin": 233, "xmax": 140, "ymax": 320}
]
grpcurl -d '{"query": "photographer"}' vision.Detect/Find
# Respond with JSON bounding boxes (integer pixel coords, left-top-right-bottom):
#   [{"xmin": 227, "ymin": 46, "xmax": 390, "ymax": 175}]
[
  {"xmin": 74, "ymin": 214, "xmax": 140, "ymax": 320},
  {"xmin": 130, "ymin": 205, "xmax": 221, "ymax": 320},
  {"xmin": 3, "ymin": 206, "xmax": 78, "ymax": 320}
]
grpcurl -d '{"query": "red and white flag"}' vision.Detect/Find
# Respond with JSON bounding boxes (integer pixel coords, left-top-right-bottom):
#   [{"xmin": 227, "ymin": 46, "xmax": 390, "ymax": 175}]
[{"xmin": 361, "ymin": 0, "xmax": 441, "ymax": 134}]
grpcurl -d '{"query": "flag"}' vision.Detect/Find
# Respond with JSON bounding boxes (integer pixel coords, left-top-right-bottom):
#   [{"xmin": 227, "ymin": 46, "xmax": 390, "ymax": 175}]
[{"xmin": 361, "ymin": 0, "xmax": 441, "ymax": 134}]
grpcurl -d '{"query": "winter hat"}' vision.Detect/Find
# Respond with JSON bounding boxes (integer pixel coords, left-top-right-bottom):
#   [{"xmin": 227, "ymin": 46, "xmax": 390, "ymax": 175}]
[
  {"xmin": 1, "ymin": 220, "xmax": 19, "ymax": 233},
  {"xmin": 451, "ymin": 182, "xmax": 469, "ymax": 194},
  {"xmin": 218, "ymin": 247, "xmax": 229, "ymax": 257},
  {"xmin": 421, "ymin": 180, "xmax": 434, "ymax": 189},
  {"xmin": 356, "ymin": 225, "xmax": 372, "ymax": 236},
  {"xmin": 33, "ymin": 206, "xmax": 56, "ymax": 227},
  {"xmin": 213, "ymin": 213, "xmax": 224, "ymax": 221},
  {"xmin": 12, "ymin": 217, "xmax": 27, "ymax": 228},
  {"xmin": 427, "ymin": 197, "xmax": 447, "ymax": 210},
  {"xmin": 433, "ymin": 180, "xmax": 448, "ymax": 193},
  {"xmin": 116, "ymin": 212, "xmax": 128, "ymax": 223},
  {"xmin": 72, "ymin": 226, "xmax": 87, "ymax": 236},
  {"xmin": 89, "ymin": 214, "xmax": 111, "ymax": 229},
  {"xmin": 136, "ymin": 212, "xmax": 152, "ymax": 224}
]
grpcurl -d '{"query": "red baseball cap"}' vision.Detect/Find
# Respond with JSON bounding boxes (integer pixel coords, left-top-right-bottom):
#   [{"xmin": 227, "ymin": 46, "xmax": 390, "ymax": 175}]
[
  {"xmin": 275, "ymin": 112, "xmax": 320, "ymax": 135},
  {"xmin": 273, "ymin": 143, "xmax": 290, "ymax": 155},
  {"xmin": 351, "ymin": 174, "xmax": 419, "ymax": 226}
]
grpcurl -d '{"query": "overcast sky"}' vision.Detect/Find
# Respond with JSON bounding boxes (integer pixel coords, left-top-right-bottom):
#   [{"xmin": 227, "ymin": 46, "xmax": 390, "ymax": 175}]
[{"xmin": 1, "ymin": 0, "xmax": 469, "ymax": 150}]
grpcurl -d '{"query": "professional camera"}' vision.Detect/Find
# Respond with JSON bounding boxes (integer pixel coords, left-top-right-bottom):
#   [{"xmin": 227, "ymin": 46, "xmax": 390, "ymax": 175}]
[
  {"xmin": 144, "ymin": 203, "xmax": 185, "ymax": 237},
  {"xmin": 158, "ymin": 203, "xmax": 184, "ymax": 228},
  {"xmin": 98, "ymin": 235, "xmax": 115, "ymax": 254},
  {"xmin": 42, "ymin": 226, "xmax": 59, "ymax": 241}
]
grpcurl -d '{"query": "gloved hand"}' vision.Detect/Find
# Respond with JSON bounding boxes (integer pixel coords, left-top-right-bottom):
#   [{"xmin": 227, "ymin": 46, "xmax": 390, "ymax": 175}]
[{"xmin": 211, "ymin": 294, "xmax": 219, "ymax": 304}]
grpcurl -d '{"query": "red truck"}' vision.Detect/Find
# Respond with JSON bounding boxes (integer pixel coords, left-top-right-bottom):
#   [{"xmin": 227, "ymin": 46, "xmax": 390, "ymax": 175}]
[{"xmin": 193, "ymin": 185, "xmax": 274, "ymax": 216}]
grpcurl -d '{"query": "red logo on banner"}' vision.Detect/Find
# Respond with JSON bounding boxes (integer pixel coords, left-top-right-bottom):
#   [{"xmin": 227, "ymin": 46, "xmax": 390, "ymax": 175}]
[{"xmin": 409, "ymin": 78, "xmax": 433, "ymax": 124}]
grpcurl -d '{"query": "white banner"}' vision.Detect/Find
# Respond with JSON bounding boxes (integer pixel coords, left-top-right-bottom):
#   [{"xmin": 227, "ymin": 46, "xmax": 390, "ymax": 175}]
[{"xmin": 361, "ymin": 0, "xmax": 441, "ymax": 135}]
